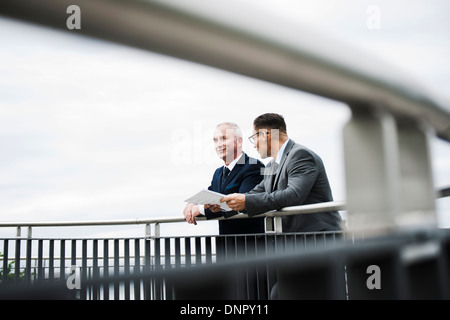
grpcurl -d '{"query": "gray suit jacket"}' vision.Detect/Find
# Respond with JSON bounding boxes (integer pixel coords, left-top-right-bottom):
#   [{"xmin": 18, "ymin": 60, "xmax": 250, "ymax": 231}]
[{"xmin": 245, "ymin": 139, "xmax": 342, "ymax": 232}]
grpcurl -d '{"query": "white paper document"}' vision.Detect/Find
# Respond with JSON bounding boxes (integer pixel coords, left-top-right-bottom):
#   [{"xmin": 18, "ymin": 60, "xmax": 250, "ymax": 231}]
[{"xmin": 184, "ymin": 189, "xmax": 232, "ymax": 211}]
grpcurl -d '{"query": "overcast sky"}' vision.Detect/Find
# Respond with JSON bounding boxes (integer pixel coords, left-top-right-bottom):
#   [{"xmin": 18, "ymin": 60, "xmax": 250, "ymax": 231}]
[{"xmin": 0, "ymin": 0, "xmax": 449, "ymax": 237}]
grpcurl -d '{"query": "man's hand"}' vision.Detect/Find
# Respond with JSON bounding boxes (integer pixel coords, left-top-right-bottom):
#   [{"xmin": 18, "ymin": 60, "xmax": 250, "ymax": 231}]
[
  {"xmin": 183, "ymin": 203, "xmax": 202, "ymax": 225},
  {"xmin": 221, "ymin": 193, "xmax": 246, "ymax": 212}
]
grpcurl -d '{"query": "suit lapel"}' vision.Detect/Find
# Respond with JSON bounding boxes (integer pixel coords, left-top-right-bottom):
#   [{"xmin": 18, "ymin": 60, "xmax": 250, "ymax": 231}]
[
  {"xmin": 221, "ymin": 153, "xmax": 247, "ymax": 192},
  {"xmin": 263, "ymin": 160, "xmax": 277, "ymax": 193},
  {"xmin": 272, "ymin": 140, "xmax": 295, "ymax": 189}
]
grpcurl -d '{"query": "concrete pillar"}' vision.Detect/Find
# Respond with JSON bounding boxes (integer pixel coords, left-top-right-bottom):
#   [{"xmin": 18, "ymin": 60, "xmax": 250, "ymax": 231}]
[{"xmin": 343, "ymin": 105, "xmax": 437, "ymax": 234}]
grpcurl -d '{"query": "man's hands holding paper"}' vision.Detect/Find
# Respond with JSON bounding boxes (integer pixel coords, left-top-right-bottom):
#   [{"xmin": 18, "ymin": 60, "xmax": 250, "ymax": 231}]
[
  {"xmin": 184, "ymin": 194, "xmax": 245, "ymax": 224},
  {"xmin": 220, "ymin": 193, "xmax": 246, "ymax": 212}
]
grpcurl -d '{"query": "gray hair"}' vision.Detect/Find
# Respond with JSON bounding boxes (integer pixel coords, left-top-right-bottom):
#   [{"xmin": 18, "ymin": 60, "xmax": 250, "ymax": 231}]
[{"xmin": 216, "ymin": 122, "xmax": 243, "ymax": 138}]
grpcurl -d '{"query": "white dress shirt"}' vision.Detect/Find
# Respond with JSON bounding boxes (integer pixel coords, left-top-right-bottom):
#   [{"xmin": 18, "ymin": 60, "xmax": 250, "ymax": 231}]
[{"xmin": 198, "ymin": 152, "xmax": 244, "ymax": 214}]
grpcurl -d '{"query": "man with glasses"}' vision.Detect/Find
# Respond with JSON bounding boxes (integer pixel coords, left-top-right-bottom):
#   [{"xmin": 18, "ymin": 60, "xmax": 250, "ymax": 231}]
[
  {"xmin": 183, "ymin": 122, "xmax": 265, "ymax": 235},
  {"xmin": 222, "ymin": 113, "xmax": 342, "ymax": 233}
]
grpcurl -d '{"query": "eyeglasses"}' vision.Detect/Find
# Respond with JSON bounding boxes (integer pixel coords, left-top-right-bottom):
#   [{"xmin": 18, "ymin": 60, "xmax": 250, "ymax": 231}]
[{"xmin": 248, "ymin": 131, "xmax": 269, "ymax": 144}]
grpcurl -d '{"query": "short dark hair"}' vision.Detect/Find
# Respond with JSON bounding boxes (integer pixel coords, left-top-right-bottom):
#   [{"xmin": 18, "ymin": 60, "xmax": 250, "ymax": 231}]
[{"xmin": 253, "ymin": 113, "xmax": 287, "ymax": 133}]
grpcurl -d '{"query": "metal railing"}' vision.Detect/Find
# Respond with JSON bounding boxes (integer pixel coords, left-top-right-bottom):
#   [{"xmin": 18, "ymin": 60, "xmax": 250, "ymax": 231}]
[
  {"xmin": 0, "ymin": 189, "xmax": 448, "ymax": 300},
  {"xmin": 0, "ymin": 201, "xmax": 349, "ymax": 299},
  {"xmin": 0, "ymin": 231, "xmax": 349, "ymax": 300},
  {"xmin": 1, "ymin": 228, "xmax": 450, "ymax": 300}
]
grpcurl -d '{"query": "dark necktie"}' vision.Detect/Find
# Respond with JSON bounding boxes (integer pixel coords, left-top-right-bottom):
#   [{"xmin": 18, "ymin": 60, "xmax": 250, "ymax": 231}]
[{"xmin": 221, "ymin": 167, "xmax": 230, "ymax": 188}]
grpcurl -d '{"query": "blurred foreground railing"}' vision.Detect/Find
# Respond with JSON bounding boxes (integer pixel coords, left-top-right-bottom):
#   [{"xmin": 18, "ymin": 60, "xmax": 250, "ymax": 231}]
[{"xmin": 1, "ymin": 229, "xmax": 449, "ymax": 300}]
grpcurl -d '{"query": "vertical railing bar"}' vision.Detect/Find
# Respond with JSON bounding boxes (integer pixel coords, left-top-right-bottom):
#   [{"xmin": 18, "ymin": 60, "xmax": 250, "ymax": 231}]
[
  {"xmin": 195, "ymin": 237, "xmax": 202, "ymax": 265},
  {"xmin": 114, "ymin": 239, "xmax": 120, "ymax": 300},
  {"xmin": 220, "ymin": 235, "xmax": 226, "ymax": 261},
  {"xmin": 2, "ymin": 240, "xmax": 9, "ymax": 284},
  {"xmin": 244, "ymin": 236, "xmax": 250, "ymax": 300},
  {"xmin": 154, "ymin": 237, "xmax": 161, "ymax": 300},
  {"xmin": 70, "ymin": 239, "xmax": 77, "ymax": 298},
  {"xmin": 81, "ymin": 239, "xmax": 88, "ymax": 300},
  {"xmin": 103, "ymin": 239, "xmax": 109, "ymax": 300},
  {"xmin": 71, "ymin": 239, "xmax": 77, "ymax": 269},
  {"xmin": 25, "ymin": 238, "xmax": 32, "ymax": 285},
  {"xmin": 165, "ymin": 237, "xmax": 172, "ymax": 300},
  {"xmin": 134, "ymin": 238, "xmax": 141, "ymax": 300},
  {"xmin": 263, "ymin": 235, "xmax": 269, "ymax": 296},
  {"xmin": 48, "ymin": 240, "xmax": 54, "ymax": 281},
  {"xmin": 175, "ymin": 237, "xmax": 181, "ymax": 267},
  {"xmin": 144, "ymin": 238, "xmax": 151, "ymax": 300},
  {"xmin": 164, "ymin": 238, "xmax": 171, "ymax": 268},
  {"xmin": 87, "ymin": 266, "xmax": 92, "ymax": 300},
  {"xmin": 60, "ymin": 240, "xmax": 66, "ymax": 284},
  {"xmin": 185, "ymin": 237, "xmax": 191, "ymax": 267},
  {"xmin": 37, "ymin": 239, "xmax": 44, "ymax": 284},
  {"xmin": 205, "ymin": 236, "xmax": 212, "ymax": 264},
  {"xmin": 92, "ymin": 239, "xmax": 99, "ymax": 300},
  {"xmin": 124, "ymin": 239, "xmax": 130, "ymax": 300},
  {"xmin": 253, "ymin": 235, "xmax": 260, "ymax": 300}
]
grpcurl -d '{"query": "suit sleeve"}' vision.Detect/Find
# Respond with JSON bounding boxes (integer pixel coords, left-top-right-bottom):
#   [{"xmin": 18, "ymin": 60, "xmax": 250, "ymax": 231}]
[
  {"xmin": 204, "ymin": 169, "xmax": 224, "ymax": 220},
  {"xmin": 247, "ymin": 177, "xmax": 266, "ymax": 195},
  {"xmin": 238, "ymin": 162, "xmax": 264, "ymax": 193},
  {"xmin": 245, "ymin": 149, "xmax": 318, "ymax": 217}
]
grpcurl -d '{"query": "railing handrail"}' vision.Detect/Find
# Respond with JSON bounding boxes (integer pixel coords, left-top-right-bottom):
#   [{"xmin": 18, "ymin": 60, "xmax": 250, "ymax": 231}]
[
  {"xmin": 0, "ymin": 200, "xmax": 346, "ymax": 229},
  {"xmin": 1, "ymin": 184, "xmax": 449, "ymax": 229}
]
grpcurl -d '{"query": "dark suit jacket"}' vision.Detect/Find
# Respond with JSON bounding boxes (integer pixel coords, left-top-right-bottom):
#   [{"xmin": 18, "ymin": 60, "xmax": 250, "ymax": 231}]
[
  {"xmin": 246, "ymin": 139, "xmax": 342, "ymax": 232},
  {"xmin": 205, "ymin": 153, "xmax": 265, "ymax": 235}
]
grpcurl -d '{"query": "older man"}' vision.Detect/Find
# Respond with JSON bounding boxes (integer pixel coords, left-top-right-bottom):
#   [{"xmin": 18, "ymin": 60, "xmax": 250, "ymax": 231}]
[{"xmin": 184, "ymin": 122, "xmax": 265, "ymax": 235}]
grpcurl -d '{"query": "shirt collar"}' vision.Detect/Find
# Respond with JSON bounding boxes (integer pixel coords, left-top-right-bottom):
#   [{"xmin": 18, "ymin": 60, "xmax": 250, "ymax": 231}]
[
  {"xmin": 275, "ymin": 138, "xmax": 290, "ymax": 164},
  {"xmin": 225, "ymin": 152, "xmax": 244, "ymax": 172}
]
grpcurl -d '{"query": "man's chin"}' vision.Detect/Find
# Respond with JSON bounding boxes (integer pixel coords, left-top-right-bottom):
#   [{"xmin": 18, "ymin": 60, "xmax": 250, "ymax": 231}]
[
  {"xmin": 218, "ymin": 153, "xmax": 236, "ymax": 163},
  {"xmin": 257, "ymin": 152, "xmax": 269, "ymax": 159},
  {"xmin": 217, "ymin": 154, "xmax": 228, "ymax": 162}
]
